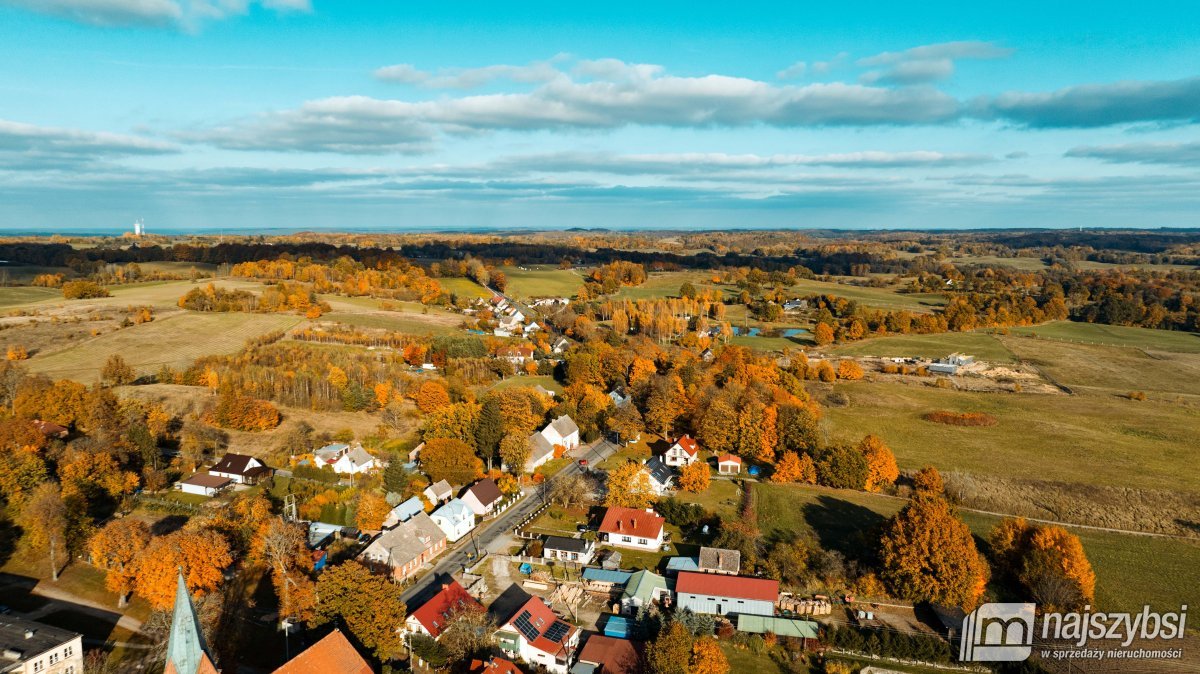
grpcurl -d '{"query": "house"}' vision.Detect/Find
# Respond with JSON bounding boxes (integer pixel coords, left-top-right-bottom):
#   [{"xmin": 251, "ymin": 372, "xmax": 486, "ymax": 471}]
[
  {"xmin": 313, "ymin": 442, "xmax": 349, "ymax": 468},
  {"xmin": 581, "ymin": 567, "xmax": 633, "ymax": 594},
  {"xmin": 783, "ymin": 299, "xmax": 808, "ymax": 312},
  {"xmin": 699, "ymin": 348, "xmax": 714, "ymax": 362},
  {"xmin": 272, "ymin": 629, "xmax": 373, "ymax": 674},
  {"xmin": 526, "ymin": 415, "xmax": 580, "ymax": 472},
  {"xmin": 496, "ymin": 596, "xmax": 580, "ymax": 674},
  {"xmin": 208, "ymin": 453, "xmax": 272, "ymax": 485},
  {"xmin": 494, "ymin": 328, "xmax": 513, "ymax": 338},
  {"xmin": 524, "ymin": 322, "xmax": 542, "ymax": 335},
  {"xmin": 619, "ymin": 569, "xmax": 670, "ymax": 615},
  {"xmin": 607, "ymin": 388, "xmax": 630, "ymax": 408},
  {"xmin": 543, "ymin": 536, "xmax": 595, "ymax": 565},
  {"xmin": 599, "ymin": 506, "xmax": 664, "ymax": 551},
  {"xmin": 0, "ymin": 616, "xmax": 84, "ymax": 674},
  {"xmin": 469, "ymin": 656, "xmax": 524, "ymax": 674},
  {"xmin": 359, "ymin": 512, "xmax": 447, "ymax": 581},
  {"xmin": 698, "ymin": 547, "xmax": 741, "ymax": 575},
  {"xmin": 431, "ymin": 498, "xmax": 476, "ymax": 542},
  {"xmin": 663, "ymin": 435, "xmax": 699, "ymax": 467},
  {"xmin": 165, "ymin": 571, "xmax": 219, "ymax": 674},
  {"xmin": 675, "ymin": 571, "xmax": 778, "ymax": 617},
  {"xmin": 526, "ymin": 433, "xmax": 556, "ymax": 473},
  {"xmin": 30, "ymin": 419, "xmax": 68, "ymax": 439},
  {"xmin": 424, "ymin": 479, "xmax": 453, "ymax": 505},
  {"xmin": 462, "ymin": 478, "xmax": 504, "ymax": 516},
  {"xmin": 574, "ymin": 635, "xmax": 644, "ymax": 674},
  {"xmin": 382, "ymin": 496, "xmax": 426, "ymax": 529},
  {"xmin": 332, "ymin": 444, "xmax": 377, "ymax": 475},
  {"xmin": 644, "ymin": 456, "xmax": 674, "ymax": 494},
  {"xmin": 499, "ymin": 344, "xmax": 536, "ymax": 364},
  {"xmin": 406, "ymin": 579, "xmax": 485, "ymax": 639},
  {"xmin": 534, "ymin": 384, "xmax": 557, "ymax": 399},
  {"xmin": 176, "ymin": 473, "xmax": 232, "ymax": 497},
  {"xmin": 409, "ymin": 442, "xmax": 425, "ymax": 465},
  {"xmin": 552, "ymin": 337, "xmax": 571, "ymax": 354},
  {"xmin": 717, "ymin": 454, "xmax": 742, "ymax": 475}
]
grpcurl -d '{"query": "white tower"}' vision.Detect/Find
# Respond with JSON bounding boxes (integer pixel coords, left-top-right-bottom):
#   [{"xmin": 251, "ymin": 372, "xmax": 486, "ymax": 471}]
[{"xmin": 133, "ymin": 219, "xmax": 144, "ymax": 236}]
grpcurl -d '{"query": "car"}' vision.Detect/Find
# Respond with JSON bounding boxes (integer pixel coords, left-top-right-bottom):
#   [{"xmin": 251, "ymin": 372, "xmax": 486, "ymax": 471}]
[
  {"xmin": 578, "ymin": 459, "xmax": 588, "ymax": 468},
  {"xmin": 576, "ymin": 524, "xmax": 588, "ymax": 533}
]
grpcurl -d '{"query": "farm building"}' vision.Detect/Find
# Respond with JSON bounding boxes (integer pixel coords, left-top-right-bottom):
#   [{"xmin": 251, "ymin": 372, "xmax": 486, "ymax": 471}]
[
  {"xmin": 208, "ymin": 453, "xmax": 272, "ymax": 485},
  {"xmin": 496, "ymin": 596, "xmax": 580, "ymax": 674},
  {"xmin": 717, "ymin": 454, "xmax": 742, "ymax": 475},
  {"xmin": 736, "ymin": 615, "xmax": 820, "ymax": 644},
  {"xmin": 405, "ymin": 579, "xmax": 484, "ymax": 639},
  {"xmin": 665, "ymin": 556, "xmax": 699, "ymax": 575},
  {"xmin": 543, "ymin": 536, "xmax": 596, "ymax": 565},
  {"xmin": 430, "ymin": 498, "xmax": 475, "ymax": 542},
  {"xmin": 698, "ymin": 546, "xmax": 741, "ymax": 575},
  {"xmin": 599, "ymin": 507, "xmax": 665, "ymax": 551},
  {"xmin": 581, "ymin": 568, "xmax": 633, "ymax": 593},
  {"xmin": 620, "ymin": 569, "xmax": 671, "ymax": 615},
  {"xmin": 663, "ymin": 435, "xmax": 699, "ymax": 467},
  {"xmin": 176, "ymin": 473, "xmax": 232, "ymax": 497},
  {"xmin": 462, "ymin": 478, "xmax": 504, "ymax": 516},
  {"xmin": 675, "ymin": 571, "xmax": 778, "ymax": 617}
]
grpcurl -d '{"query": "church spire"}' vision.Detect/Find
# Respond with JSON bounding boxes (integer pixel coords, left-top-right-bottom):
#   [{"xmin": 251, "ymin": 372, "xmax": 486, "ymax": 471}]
[{"xmin": 164, "ymin": 570, "xmax": 217, "ymax": 674}]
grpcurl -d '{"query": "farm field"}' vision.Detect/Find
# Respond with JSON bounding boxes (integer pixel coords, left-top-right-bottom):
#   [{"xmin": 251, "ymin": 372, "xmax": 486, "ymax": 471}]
[
  {"xmin": 1007, "ymin": 320, "xmax": 1200, "ymax": 354},
  {"xmin": 611, "ymin": 270, "xmax": 725, "ymax": 301},
  {"xmin": 827, "ymin": 331, "xmax": 1015, "ymax": 362},
  {"xmin": 498, "ymin": 265, "xmax": 581, "ymax": 299},
  {"xmin": 821, "ymin": 380, "xmax": 1200, "ymax": 493},
  {"xmin": 321, "ymin": 309, "xmax": 462, "ymax": 336},
  {"xmin": 26, "ymin": 311, "xmax": 302, "ymax": 382},
  {"xmin": 488, "ymin": 374, "xmax": 562, "ymax": 395},
  {"xmin": 755, "ymin": 483, "xmax": 1200, "ymax": 614},
  {"xmin": 0, "ymin": 285, "xmax": 60, "ymax": 308},
  {"xmin": 788, "ymin": 278, "xmax": 946, "ymax": 312},
  {"xmin": 999, "ymin": 333, "xmax": 1200, "ymax": 398},
  {"xmin": 437, "ymin": 276, "xmax": 491, "ymax": 299}
]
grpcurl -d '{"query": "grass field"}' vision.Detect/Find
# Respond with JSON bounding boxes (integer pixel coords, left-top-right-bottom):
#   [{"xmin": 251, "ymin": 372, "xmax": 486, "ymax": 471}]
[
  {"xmin": 789, "ymin": 278, "xmax": 946, "ymax": 312},
  {"xmin": 828, "ymin": 331, "xmax": 1015, "ymax": 362},
  {"xmin": 489, "ymin": 374, "xmax": 563, "ymax": 394},
  {"xmin": 438, "ymin": 276, "xmax": 491, "ymax": 299},
  {"xmin": 499, "ymin": 265, "xmax": 581, "ymax": 299},
  {"xmin": 27, "ymin": 311, "xmax": 302, "ymax": 382},
  {"xmin": 1007, "ymin": 321, "xmax": 1200, "ymax": 354},
  {"xmin": 999, "ymin": 334, "xmax": 1200, "ymax": 398},
  {"xmin": 611, "ymin": 271, "xmax": 725, "ymax": 301},
  {"xmin": 322, "ymin": 309, "xmax": 463, "ymax": 336},
  {"xmin": 821, "ymin": 380, "xmax": 1200, "ymax": 493},
  {"xmin": 0, "ymin": 286, "xmax": 60, "ymax": 308},
  {"xmin": 755, "ymin": 483, "xmax": 1200, "ymax": 614}
]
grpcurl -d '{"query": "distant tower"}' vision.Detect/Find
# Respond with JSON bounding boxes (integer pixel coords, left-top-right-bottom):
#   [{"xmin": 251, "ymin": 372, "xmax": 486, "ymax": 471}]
[
  {"xmin": 165, "ymin": 571, "xmax": 219, "ymax": 674},
  {"xmin": 134, "ymin": 219, "xmax": 145, "ymax": 237}
]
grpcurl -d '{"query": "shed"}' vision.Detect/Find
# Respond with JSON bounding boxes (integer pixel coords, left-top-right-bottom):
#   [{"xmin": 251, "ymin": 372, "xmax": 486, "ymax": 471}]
[
  {"xmin": 736, "ymin": 615, "xmax": 820, "ymax": 639},
  {"xmin": 717, "ymin": 454, "xmax": 742, "ymax": 475},
  {"xmin": 582, "ymin": 568, "xmax": 633, "ymax": 592},
  {"xmin": 665, "ymin": 556, "xmax": 699, "ymax": 575},
  {"xmin": 602, "ymin": 615, "xmax": 630, "ymax": 639}
]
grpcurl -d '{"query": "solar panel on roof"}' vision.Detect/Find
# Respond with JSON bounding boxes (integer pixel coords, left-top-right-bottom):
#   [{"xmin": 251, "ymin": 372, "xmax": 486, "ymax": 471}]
[
  {"xmin": 544, "ymin": 620, "xmax": 571, "ymax": 643},
  {"xmin": 513, "ymin": 611, "xmax": 540, "ymax": 641}
]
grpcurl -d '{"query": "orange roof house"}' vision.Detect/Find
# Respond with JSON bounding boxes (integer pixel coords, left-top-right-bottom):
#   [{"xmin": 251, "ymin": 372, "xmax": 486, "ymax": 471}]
[{"xmin": 273, "ymin": 629, "xmax": 373, "ymax": 674}]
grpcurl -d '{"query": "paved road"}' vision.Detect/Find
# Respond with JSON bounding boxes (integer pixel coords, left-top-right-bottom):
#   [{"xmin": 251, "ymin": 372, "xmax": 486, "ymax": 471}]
[{"xmin": 400, "ymin": 438, "xmax": 618, "ymax": 605}]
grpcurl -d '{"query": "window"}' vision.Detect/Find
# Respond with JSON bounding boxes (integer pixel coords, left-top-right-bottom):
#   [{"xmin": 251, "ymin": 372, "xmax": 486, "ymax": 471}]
[
  {"xmin": 621, "ymin": 536, "xmax": 632, "ymax": 543},
  {"xmin": 50, "ymin": 653, "xmax": 59, "ymax": 664},
  {"xmin": 638, "ymin": 538, "xmax": 647, "ymax": 545},
  {"xmin": 64, "ymin": 646, "xmax": 73, "ymax": 657},
  {"xmin": 33, "ymin": 662, "xmax": 44, "ymax": 673},
  {"xmin": 570, "ymin": 553, "xmax": 578, "ymax": 560}
]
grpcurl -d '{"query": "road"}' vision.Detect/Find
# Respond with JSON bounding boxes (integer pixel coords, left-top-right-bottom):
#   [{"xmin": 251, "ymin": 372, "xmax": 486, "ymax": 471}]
[{"xmin": 400, "ymin": 437, "xmax": 618, "ymax": 605}]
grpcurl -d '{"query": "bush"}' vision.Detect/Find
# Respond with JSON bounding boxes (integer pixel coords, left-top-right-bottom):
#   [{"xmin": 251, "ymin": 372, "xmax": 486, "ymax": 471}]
[
  {"xmin": 921, "ymin": 410, "xmax": 997, "ymax": 426},
  {"xmin": 1127, "ymin": 390, "xmax": 1146, "ymax": 401},
  {"xmin": 62, "ymin": 280, "xmax": 110, "ymax": 299}
]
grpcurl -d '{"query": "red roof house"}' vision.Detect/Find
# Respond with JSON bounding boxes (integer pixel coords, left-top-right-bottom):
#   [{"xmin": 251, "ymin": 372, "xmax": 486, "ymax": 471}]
[
  {"xmin": 599, "ymin": 506, "xmax": 665, "ymax": 551},
  {"xmin": 664, "ymin": 435, "xmax": 700, "ymax": 466},
  {"xmin": 406, "ymin": 579, "xmax": 485, "ymax": 638},
  {"xmin": 469, "ymin": 656, "xmax": 524, "ymax": 674},
  {"xmin": 273, "ymin": 629, "xmax": 373, "ymax": 674}
]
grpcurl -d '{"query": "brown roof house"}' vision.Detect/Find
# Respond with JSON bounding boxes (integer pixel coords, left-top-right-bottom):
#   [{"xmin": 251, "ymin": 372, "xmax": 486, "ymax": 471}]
[
  {"xmin": 359, "ymin": 511, "xmax": 447, "ymax": 581},
  {"xmin": 462, "ymin": 478, "xmax": 504, "ymax": 516},
  {"xmin": 272, "ymin": 629, "xmax": 373, "ymax": 674},
  {"xmin": 209, "ymin": 453, "xmax": 272, "ymax": 485}
]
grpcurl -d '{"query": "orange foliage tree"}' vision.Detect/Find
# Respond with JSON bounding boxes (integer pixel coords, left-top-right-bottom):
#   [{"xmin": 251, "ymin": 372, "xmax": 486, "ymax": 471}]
[
  {"xmin": 689, "ymin": 636, "xmax": 730, "ymax": 674},
  {"xmin": 419, "ymin": 437, "xmax": 484, "ymax": 486},
  {"xmin": 858, "ymin": 435, "xmax": 899, "ymax": 492},
  {"xmin": 911, "ymin": 465, "xmax": 944, "ymax": 495},
  {"xmin": 878, "ymin": 494, "xmax": 989, "ymax": 609},
  {"xmin": 133, "ymin": 528, "xmax": 233, "ymax": 610},
  {"xmin": 770, "ymin": 451, "xmax": 816, "ymax": 484},
  {"xmin": 355, "ymin": 491, "xmax": 392, "ymax": 530},
  {"xmin": 989, "ymin": 518, "xmax": 1095, "ymax": 611},
  {"xmin": 414, "ymin": 380, "xmax": 451, "ymax": 413},
  {"xmin": 208, "ymin": 385, "xmax": 281, "ymax": 431},
  {"xmin": 836, "ymin": 360, "xmax": 864, "ymax": 380},
  {"xmin": 89, "ymin": 518, "xmax": 151, "ymax": 607},
  {"xmin": 678, "ymin": 461, "xmax": 711, "ymax": 493}
]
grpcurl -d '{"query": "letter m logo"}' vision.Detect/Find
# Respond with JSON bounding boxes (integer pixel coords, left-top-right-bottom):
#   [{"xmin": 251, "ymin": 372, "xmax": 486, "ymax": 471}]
[{"xmin": 959, "ymin": 602, "xmax": 1036, "ymax": 662}]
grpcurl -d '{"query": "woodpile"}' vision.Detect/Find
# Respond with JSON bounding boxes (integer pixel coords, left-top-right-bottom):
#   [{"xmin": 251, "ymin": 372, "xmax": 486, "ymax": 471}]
[{"xmin": 776, "ymin": 596, "xmax": 832, "ymax": 616}]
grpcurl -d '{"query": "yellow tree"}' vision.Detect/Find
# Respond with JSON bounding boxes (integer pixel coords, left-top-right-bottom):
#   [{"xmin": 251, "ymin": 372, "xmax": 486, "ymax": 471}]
[
  {"xmin": 252, "ymin": 517, "xmax": 317, "ymax": 623},
  {"xmin": 836, "ymin": 360, "xmax": 864, "ymax": 380},
  {"xmin": 355, "ymin": 492, "xmax": 392, "ymax": 530},
  {"xmin": 19, "ymin": 482, "xmax": 69, "ymax": 581},
  {"xmin": 603, "ymin": 461, "xmax": 657, "ymax": 509},
  {"xmin": 689, "ymin": 636, "xmax": 730, "ymax": 674},
  {"xmin": 879, "ymin": 495, "xmax": 989, "ymax": 609},
  {"xmin": 858, "ymin": 435, "xmax": 899, "ymax": 492},
  {"xmin": 89, "ymin": 518, "xmax": 151, "ymax": 607},
  {"xmin": 134, "ymin": 528, "xmax": 232, "ymax": 610},
  {"xmin": 313, "ymin": 560, "xmax": 407, "ymax": 661},
  {"xmin": 911, "ymin": 465, "xmax": 944, "ymax": 495},
  {"xmin": 678, "ymin": 462, "xmax": 711, "ymax": 493},
  {"xmin": 770, "ymin": 452, "xmax": 815, "ymax": 484},
  {"xmin": 414, "ymin": 380, "xmax": 451, "ymax": 413}
]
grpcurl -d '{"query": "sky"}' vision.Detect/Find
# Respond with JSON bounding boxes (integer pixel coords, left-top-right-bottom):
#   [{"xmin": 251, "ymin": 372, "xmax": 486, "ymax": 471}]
[{"xmin": 1, "ymin": 1, "xmax": 1199, "ymax": 233}]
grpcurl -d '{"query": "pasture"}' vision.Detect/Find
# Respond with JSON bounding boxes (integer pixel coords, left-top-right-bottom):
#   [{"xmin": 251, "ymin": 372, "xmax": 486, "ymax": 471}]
[
  {"xmin": 437, "ymin": 276, "xmax": 491, "ymax": 299},
  {"xmin": 26, "ymin": 311, "xmax": 302, "ymax": 382},
  {"xmin": 999, "ymin": 334, "xmax": 1200, "ymax": 398},
  {"xmin": 488, "ymin": 374, "xmax": 563, "ymax": 395},
  {"xmin": 0, "ymin": 286, "xmax": 60, "ymax": 308},
  {"xmin": 788, "ymin": 278, "xmax": 946, "ymax": 313},
  {"xmin": 821, "ymin": 380, "xmax": 1200, "ymax": 493},
  {"xmin": 499, "ymin": 265, "xmax": 581, "ymax": 300},
  {"xmin": 321, "ymin": 309, "xmax": 463, "ymax": 336},
  {"xmin": 827, "ymin": 331, "xmax": 1015, "ymax": 362},
  {"xmin": 1006, "ymin": 320, "xmax": 1200, "ymax": 354},
  {"xmin": 755, "ymin": 483, "xmax": 1200, "ymax": 614}
]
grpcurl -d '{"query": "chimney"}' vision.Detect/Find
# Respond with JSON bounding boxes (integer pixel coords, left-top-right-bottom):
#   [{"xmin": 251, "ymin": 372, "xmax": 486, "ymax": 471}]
[
  {"xmin": 616, "ymin": 520, "xmax": 622, "ymax": 531},
  {"xmin": 23, "ymin": 630, "xmax": 34, "ymax": 639}
]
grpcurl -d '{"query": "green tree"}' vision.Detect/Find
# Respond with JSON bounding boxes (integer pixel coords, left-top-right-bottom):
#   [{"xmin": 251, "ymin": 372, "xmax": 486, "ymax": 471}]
[{"xmin": 646, "ymin": 621, "xmax": 692, "ymax": 674}]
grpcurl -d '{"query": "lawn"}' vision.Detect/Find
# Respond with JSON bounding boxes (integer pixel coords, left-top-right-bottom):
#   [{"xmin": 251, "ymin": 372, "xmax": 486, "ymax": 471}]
[
  {"xmin": 500, "ymin": 266, "xmax": 582, "ymax": 300},
  {"xmin": 26, "ymin": 310, "xmax": 302, "ymax": 382},
  {"xmin": 489, "ymin": 374, "xmax": 563, "ymax": 394},
  {"xmin": 437, "ymin": 276, "xmax": 491, "ymax": 299},
  {"xmin": 827, "ymin": 331, "xmax": 1015, "ymax": 363},
  {"xmin": 821, "ymin": 380, "xmax": 1200, "ymax": 493},
  {"xmin": 1006, "ymin": 321, "xmax": 1200, "ymax": 354},
  {"xmin": 321, "ymin": 309, "xmax": 463, "ymax": 336},
  {"xmin": 676, "ymin": 474, "xmax": 742, "ymax": 521},
  {"xmin": 755, "ymin": 483, "xmax": 1200, "ymax": 614},
  {"xmin": 0, "ymin": 286, "xmax": 61, "ymax": 308},
  {"xmin": 730, "ymin": 334, "xmax": 808, "ymax": 353}
]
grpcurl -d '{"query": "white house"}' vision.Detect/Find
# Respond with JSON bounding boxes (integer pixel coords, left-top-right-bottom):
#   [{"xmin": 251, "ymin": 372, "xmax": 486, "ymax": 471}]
[
  {"xmin": 423, "ymin": 479, "xmax": 453, "ymax": 505},
  {"xmin": 176, "ymin": 473, "xmax": 231, "ymax": 497},
  {"xmin": 644, "ymin": 456, "xmax": 674, "ymax": 495},
  {"xmin": 552, "ymin": 337, "xmax": 571, "ymax": 354},
  {"xmin": 313, "ymin": 442, "xmax": 349, "ymax": 468},
  {"xmin": 461, "ymin": 478, "xmax": 504, "ymax": 516},
  {"xmin": 599, "ymin": 506, "xmax": 665, "ymax": 551},
  {"xmin": 496, "ymin": 596, "xmax": 580, "ymax": 674},
  {"xmin": 525, "ymin": 415, "xmax": 580, "ymax": 473},
  {"xmin": 664, "ymin": 435, "xmax": 699, "ymax": 467},
  {"xmin": 430, "ymin": 498, "xmax": 475, "ymax": 542},
  {"xmin": 523, "ymin": 322, "xmax": 541, "ymax": 335},
  {"xmin": 542, "ymin": 535, "xmax": 595, "ymax": 565},
  {"xmin": 332, "ymin": 444, "xmax": 378, "ymax": 475},
  {"xmin": 209, "ymin": 453, "xmax": 271, "ymax": 485},
  {"xmin": 0, "ymin": 616, "xmax": 85, "ymax": 674}
]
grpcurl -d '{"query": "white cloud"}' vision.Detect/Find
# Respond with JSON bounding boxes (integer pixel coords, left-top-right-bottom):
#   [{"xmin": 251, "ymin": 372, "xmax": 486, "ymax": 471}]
[
  {"xmin": 0, "ymin": 0, "xmax": 309, "ymax": 28},
  {"xmin": 1065, "ymin": 141, "xmax": 1200, "ymax": 165},
  {"xmin": 495, "ymin": 151, "xmax": 993, "ymax": 174},
  {"xmin": 375, "ymin": 56, "xmax": 566, "ymax": 89},
  {"xmin": 0, "ymin": 118, "xmax": 177, "ymax": 164},
  {"xmin": 777, "ymin": 61, "xmax": 807, "ymax": 80},
  {"xmin": 979, "ymin": 76, "xmax": 1200, "ymax": 128},
  {"xmin": 858, "ymin": 40, "xmax": 1011, "ymax": 85}
]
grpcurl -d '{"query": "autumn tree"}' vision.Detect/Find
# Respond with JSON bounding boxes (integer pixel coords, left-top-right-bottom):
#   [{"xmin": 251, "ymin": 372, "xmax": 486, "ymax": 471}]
[
  {"xmin": 414, "ymin": 380, "xmax": 451, "ymax": 414},
  {"xmin": 689, "ymin": 636, "xmax": 729, "ymax": 674},
  {"xmin": 643, "ymin": 374, "xmax": 687, "ymax": 437},
  {"xmin": 816, "ymin": 360, "xmax": 836, "ymax": 382},
  {"xmin": 134, "ymin": 528, "xmax": 233, "ymax": 610},
  {"xmin": 420, "ymin": 437, "xmax": 484, "ymax": 485},
  {"xmin": 646, "ymin": 621, "xmax": 692, "ymax": 674},
  {"xmin": 911, "ymin": 465, "xmax": 944, "ymax": 496},
  {"xmin": 437, "ymin": 604, "xmax": 497, "ymax": 663},
  {"xmin": 422, "ymin": 401, "xmax": 480, "ymax": 449},
  {"xmin": 603, "ymin": 461, "xmax": 657, "ymax": 509},
  {"xmin": 878, "ymin": 495, "xmax": 989, "ymax": 609},
  {"xmin": 605, "ymin": 403, "xmax": 644, "ymax": 444},
  {"xmin": 89, "ymin": 518, "xmax": 151, "ymax": 606},
  {"xmin": 19, "ymin": 482, "xmax": 69, "ymax": 581},
  {"xmin": 836, "ymin": 360, "xmax": 864, "ymax": 381},
  {"xmin": 0, "ymin": 445, "xmax": 48, "ymax": 507},
  {"xmin": 762, "ymin": 539, "xmax": 809, "ymax": 587},
  {"xmin": 355, "ymin": 491, "xmax": 392, "ymax": 530},
  {"xmin": 814, "ymin": 444, "xmax": 869, "ymax": 490},
  {"xmin": 989, "ymin": 518, "xmax": 1095, "ymax": 611},
  {"xmin": 858, "ymin": 435, "xmax": 899, "ymax": 492},
  {"xmin": 770, "ymin": 451, "xmax": 816, "ymax": 484},
  {"xmin": 313, "ymin": 560, "xmax": 406, "ymax": 661},
  {"xmin": 6, "ymin": 345, "xmax": 28, "ymax": 361},
  {"xmin": 101, "ymin": 355, "xmax": 136, "ymax": 386},
  {"xmin": 209, "ymin": 385, "xmax": 281, "ymax": 431},
  {"xmin": 697, "ymin": 393, "xmax": 738, "ymax": 454},
  {"xmin": 498, "ymin": 432, "xmax": 531, "ymax": 474},
  {"xmin": 813, "ymin": 322, "xmax": 835, "ymax": 346},
  {"xmin": 252, "ymin": 517, "xmax": 317, "ymax": 623},
  {"xmin": 675, "ymin": 461, "xmax": 709, "ymax": 493}
]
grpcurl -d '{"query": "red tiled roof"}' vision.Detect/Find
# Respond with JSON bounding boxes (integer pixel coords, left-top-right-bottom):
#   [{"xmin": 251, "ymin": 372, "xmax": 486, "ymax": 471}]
[
  {"xmin": 410, "ymin": 579, "xmax": 484, "ymax": 638},
  {"xmin": 673, "ymin": 435, "xmax": 699, "ymax": 456},
  {"xmin": 599, "ymin": 506, "xmax": 664, "ymax": 540},
  {"xmin": 717, "ymin": 453, "xmax": 742, "ymax": 464},
  {"xmin": 676, "ymin": 571, "xmax": 779, "ymax": 602},
  {"xmin": 165, "ymin": 654, "xmax": 220, "ymax": 674},
  {"xmin": 273, "ymin": 629, "xmax": 372, "ymax": 674},
  {"xmin": 503, "ymin": 596, "xmax": 577, "ymax": 658},
  {"xmin": 577, "ymin": 635, "xmax": 643, "ymax": 674},
  {"xmin": 469, "ymin": 657, "xmax": 523, "ymax": 674}
]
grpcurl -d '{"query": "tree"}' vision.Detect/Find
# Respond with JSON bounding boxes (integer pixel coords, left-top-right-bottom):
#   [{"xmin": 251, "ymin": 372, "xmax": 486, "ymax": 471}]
[
  {"xmin": 689, "ymin": 636, "xmax": 729, "ymax": 674},
  {"xmin": 858, "ymin": 435, "xmax": 899, "ymax": 492},
  {"xmin": 989, "ymin": 518, "xmax": 1095, "ymax": 611},
  {"xmin": 62, "ymin": 280, "xmax": 110, "ymax": 299},
  {"xmin": 815, "ymin": 360, "xmax": 836, "ymax": 382},
  {"xmin": 355, "ymin": 491, "xmax": 392, "ymax": 530},
  {"xmin": 646, "ymin": 621, "xmax": 692, "ymax": 674},
  {"xmin": 606, "ymin": 403, "xmax": 643, "ymax": 444},
  {"xmin": 603, "ymin": 461, "xmax": 657, "ymax": 509},
  {"xmin": 420, "ymin": 437, "xmax": 484, "ymax": 485},
  {"xmin": 414, "ymin": 380, "xmax": 451, "ymax": 414},
  {"xmin": 422, "ymin": 402, "xmax": 480, "ymax": 448},
  {"xmin": 678, "ymin": 462, "xmax": 711, "ymax": 493},
  {"xmin": 6, "ymin": 345, "xmax": 28, "ymax": 361},
  {"xmin": 836, "ymin": 360, "xmax": 864, "ymax": 380},
  {"xmin": 437, "ymin": 604, "xmax": 497, "ymax": 662},
  {"xmin": 0, "ymin": 445, "xmax": 48, "ymax": 507},
  {"xmin": 643, "ymin": 375, "xmax": 686, "ymax": 437},
  {"xmin": 697, "ymin": 394, "xmax": 738, "ymax": 454},
  {"xmin": 878, "ymin": 495, "xmax": 989, "ymax": 609},
  {"xmin": 813, "ymin": 322, "xmax": 835, "ymax": 346},
  {"xmin": 762, "ymin": 539, "xmax": 809, "ymax": 587},
  {"xmin": 498, "ymin": 432, "xmax": 531, "ymax": 474},
  {"xmin": 134, "ymin": 528, "xmax": 232, "ymax": 609},
  {"xmin": 100, "ymin": 355, "xmax": 136, "ymax": 386},
  {"xmin": 313, "ymin": 560, "xmax": 406, "ymax": 661},
  {"xmin": 88, "ymin": 518, "xmax": 151, "ymax": 607},
  {"xmin": 770, "ymin": 451, "xmax": 816, "ymax": 484},
  {"xmin": 549, "ymin": 472, "xmax": 593, "ymax": 509},
  {"xmin": 911, "ymin": 465, "xmax": 944, "ymax": 496},
  {"xmin": 252, "ymin": 517, "xmax": 317, "ymax": 623},
  {"xmin": 815, "ymin": 444, "xmax": 869, "ymax": 489},
  {"xmin": 19, "ymin": 483, "xmax": 69, "ymax": 581},
  {"xmin": 382, "ymin": 460, "xmax": 412, "ymax": 496}
]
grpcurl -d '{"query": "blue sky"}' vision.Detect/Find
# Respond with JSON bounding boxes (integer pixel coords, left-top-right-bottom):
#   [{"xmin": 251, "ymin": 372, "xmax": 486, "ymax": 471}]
[{"xmin": 1, "ymin": 1, "xmax": 1199, "ymax": 233}]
